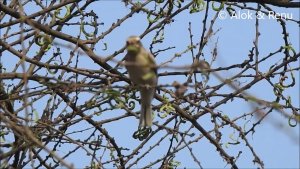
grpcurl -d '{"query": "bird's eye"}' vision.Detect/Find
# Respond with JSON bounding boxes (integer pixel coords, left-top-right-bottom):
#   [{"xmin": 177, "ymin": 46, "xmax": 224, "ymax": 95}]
[{"xmin": 126, "ymin": 41, "xmax": 130, "ymax": 45}]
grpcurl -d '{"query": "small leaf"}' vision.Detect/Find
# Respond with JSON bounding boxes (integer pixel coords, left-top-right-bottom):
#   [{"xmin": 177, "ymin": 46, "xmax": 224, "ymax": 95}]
[
  {"xmin": 102, "ymin": 42, "xmax": 108, "ymax": 51},
  {"xmin": 283, "ymin": 45, "xmax": 296, "ymax": 57},
  {"xmin": 288, "ymin": 115, "xmax": 298, "ymax": 127},
  {"xmin": 212, "ymin": 1, "xmax": 224, "ymax": 11},
  {"xmin": 54, "ymin": 5, "xmax": 71, "ymax": 20}
]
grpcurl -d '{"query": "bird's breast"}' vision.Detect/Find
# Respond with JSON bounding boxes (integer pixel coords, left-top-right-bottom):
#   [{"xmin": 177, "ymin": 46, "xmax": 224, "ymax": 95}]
[{"xmin": 126, "ymin": 56, "xmax": 156, "ymax": 85}]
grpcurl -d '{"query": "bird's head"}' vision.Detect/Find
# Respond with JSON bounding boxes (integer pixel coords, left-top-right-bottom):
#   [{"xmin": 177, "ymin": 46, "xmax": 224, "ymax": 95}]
[{"xmin": 126, "ymin": 36, "xmax": 142, "ymax": 53}]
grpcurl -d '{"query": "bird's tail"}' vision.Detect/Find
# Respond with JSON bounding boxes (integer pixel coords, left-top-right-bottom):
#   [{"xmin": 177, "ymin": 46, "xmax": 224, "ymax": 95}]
[{"xmin": 140, "ymin": 87, "xmax": 154, "ymax": 127}]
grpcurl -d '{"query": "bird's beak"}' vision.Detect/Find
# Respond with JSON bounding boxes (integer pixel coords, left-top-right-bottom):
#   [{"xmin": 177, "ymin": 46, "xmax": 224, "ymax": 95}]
[{"xmin": 127, "ymin": 45, "xmax": 139, "ymax": 53}]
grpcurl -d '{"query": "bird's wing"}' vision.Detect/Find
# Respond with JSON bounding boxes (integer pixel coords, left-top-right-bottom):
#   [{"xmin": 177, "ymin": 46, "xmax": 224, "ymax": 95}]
[{"xmin": 147, "ymin": 52, "xmax": 157, "ymax": 75}]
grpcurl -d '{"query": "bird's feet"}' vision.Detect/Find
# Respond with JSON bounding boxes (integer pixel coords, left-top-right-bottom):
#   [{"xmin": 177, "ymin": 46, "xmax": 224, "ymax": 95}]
[{"xmin": 133, "ymin": 127, "xmax": 152, "ymax": 141}]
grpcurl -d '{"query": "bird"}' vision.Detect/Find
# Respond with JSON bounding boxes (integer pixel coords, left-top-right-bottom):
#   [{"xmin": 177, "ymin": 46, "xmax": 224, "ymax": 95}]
[{"xmin": 124, "ymin": 36, "xmax": 157, "ymax": 134}]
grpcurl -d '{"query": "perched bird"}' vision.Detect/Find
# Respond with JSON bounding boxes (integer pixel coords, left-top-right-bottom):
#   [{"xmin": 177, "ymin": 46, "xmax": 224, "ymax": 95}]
[{"xmin": 124, "ymin": 36, "xmax": 157, "ymax": 129}]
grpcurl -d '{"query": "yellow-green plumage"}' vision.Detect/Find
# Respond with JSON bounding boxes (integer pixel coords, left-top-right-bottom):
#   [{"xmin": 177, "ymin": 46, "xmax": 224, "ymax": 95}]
[{"xmin": 124, "ymin": 36, "xmax": 157, "ymax": 127}]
